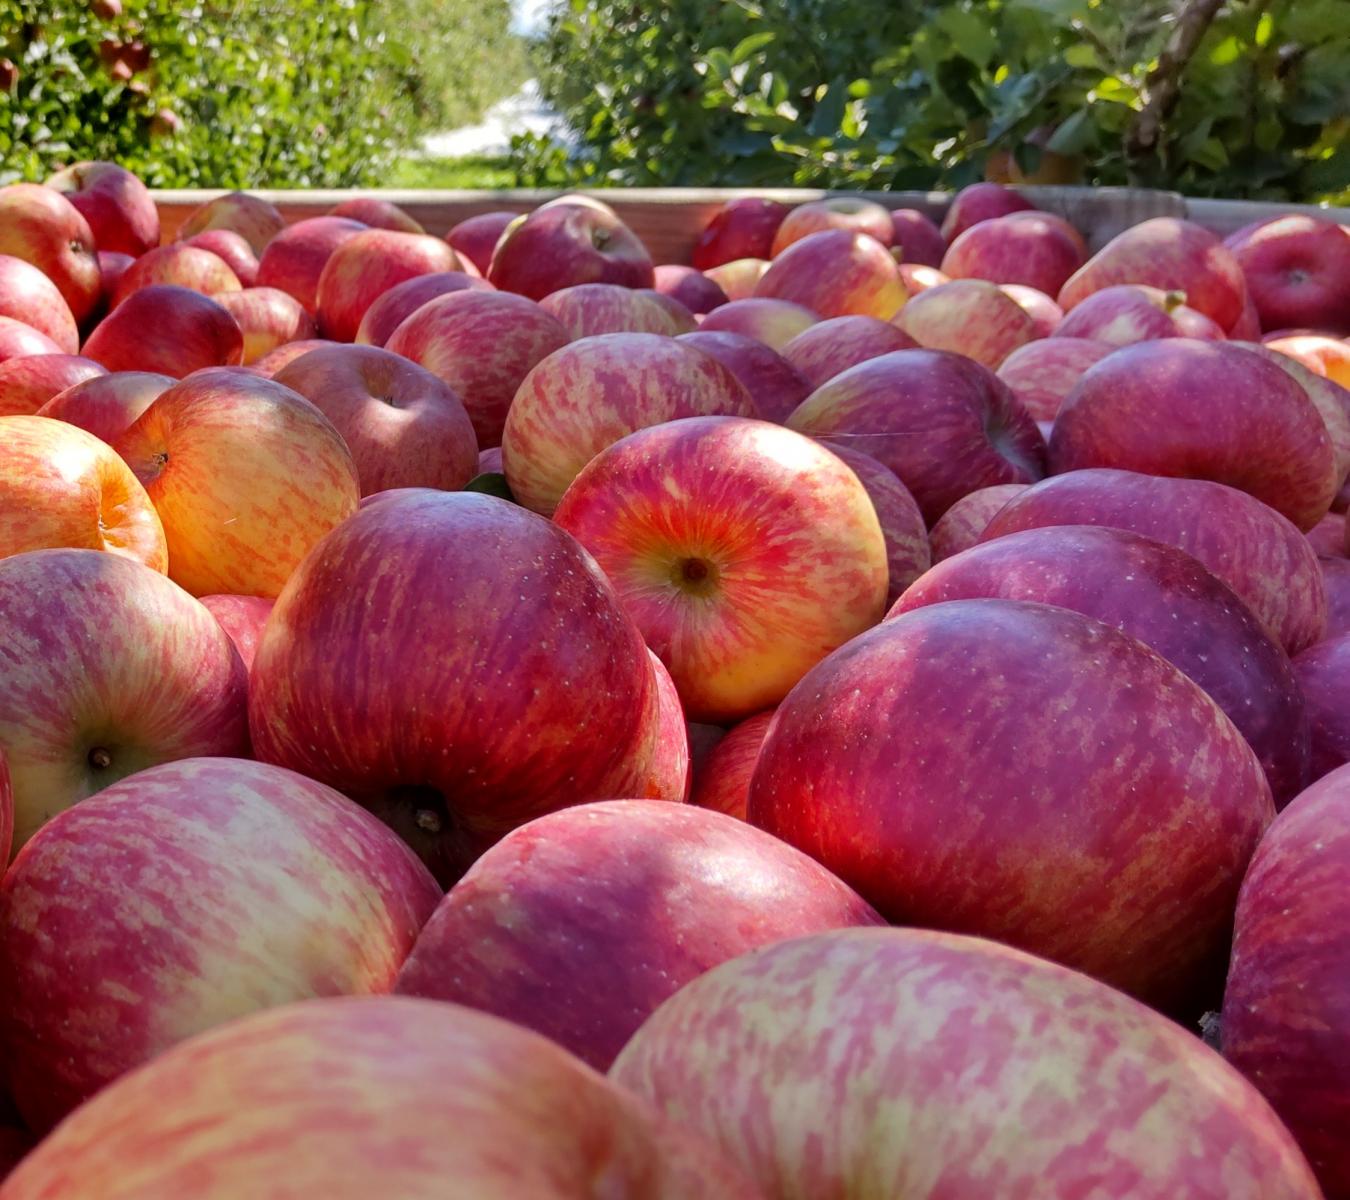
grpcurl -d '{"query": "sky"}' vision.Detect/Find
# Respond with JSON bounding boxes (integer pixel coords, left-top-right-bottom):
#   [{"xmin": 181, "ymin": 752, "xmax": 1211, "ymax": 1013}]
[{"xmin": 511, "ymin": 0, "xmax": 551, "ymax": 35}]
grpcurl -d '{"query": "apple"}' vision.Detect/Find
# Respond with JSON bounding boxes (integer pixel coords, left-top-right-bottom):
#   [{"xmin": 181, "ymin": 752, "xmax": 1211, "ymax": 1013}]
[
  {"xmin": 554, "ymin": 416, "xmax": 887, "ymax": 722},
  {"xmin": 248, "ymin": 490, "xmax": 674, "ymax": 884},
  {"xmin": 1049, "ymin": 340, "xmax": 1337, "ymax": 531},
  {"xmin": 96, "ymin": 249, "xmax": 134, "ymax": 307},
  {"xmin": 446, "ymin": 210, "xmax": 518, "ymax": 275},
  {"xmin": 395, "ymin": 798, "xmax": 882, "ymax": 1070},
  {"xmin": 771, "ymin": 197, "xmax": 894, "ymax": 255},
  {"xmin": 941, "ymin": 212, "xmax": 1085, "ymax": 297},
  {"xmin": 44, "ymin": 161, "xmax": 159, "ymax": 257},
  {"xmin": 252, "ymin": 337, "xmax": 334, "ymax": 377},
  {"xmin": 690, "ymin": 710, "xmax": 774, "ymax": 820},
  {"xmin": 698, "ymin": 296, "xmax": 818, "ymax": 350},
  {"xmin": 642, "ymin": 651, "xmax": 691, "ymax": 803},
  {"xmin": 652, "ymin": 264, "xmax": 727, "ymax": 314},
  {"xmin": 0, "ymin": 756, "xmax": 441, "ymax": 1131},
  {"xmin": 897, "ymin": 262, "xmax": 949, "ymax": 294},
  {"xmin": 256, "ymin": 215, "xmax": 367, "ymax": 313},
  {"xmin": 1226, "ymin": 214, "xmax": 1350, "ymax": 335},
  {"xmin": 488, "ymin": 202, "xmax": 654, "ymax": 299},
  {"xmin": 691, "ymin": 196, "xmax": 789, "ymax": 270},
  {"xmin": 0, "ymin": 318, "xmax": 61, "ymax": 364},
  {"xmin": 999, "ymin": 283, "xmax": 1063, "ymax": 338},
  {"xmin": 329, "ymin": 196, "xmax": 424, "ymax": 234},
  {"xmin": 383, "ymin": 289, "xmax": 570, "ymax": 450},
  {"xmin": 353, "ymin": 271, "xmax": 490, "ymax": 347},
  {"xmin": 0, "ymin": 749, "xmax": 9, "ymax": 868},
  {"xmin": 701, "ymin": 257, "xmax": 769, "ymax": 301},
  {"xmin": 199, "ymin": 594, "xmax": 274, "ymax": 671},
  {"xmin": 175, "ymin": 191, "xmax": 285, "ymax": 256},
  {"xmin": 780, "ymin": 315, "xmax": 918, "ymax": 389},
  {"xmin": 1326, "ymin": 561, "xmax": 1350, "ymax": 642},
  {"xmin": 210, "ymin": 288, "xmax": 317, "ymax": 364},
  {"xmin": 996, "ymin": 337, "xmax": 1112, "ymax": 423},
  {"xmin": 755, "ymin": 230, "xmax": 906, "ymax": 321},
  {"xmin": 1292, "ymin": 633, "xmax": 1350, "ymax": 779},
  {"xmin": 894, "ymin": 525, "xmax": 1309, "ymax": 804},
  {"xmin": 1059, "ymin": 217, "xmax": 1248, "ymax": 333},
  {"xmin": 1054, "ymin": 283, "xmax": 1224, "ymax": 344},
  {"xmin": 37, "ymin": 370, "xmax": 174, "ymax": 444},
  {"xmin": 928, "ymin": 482, "xmax": 1031, "ymax": 561},
  {"xmin": 0, "ymin": 415, "xmax": 166, "ymax": 569},
  {"xmin": 113, "ymin": 369, "xmax": 359, "ymax": 597},
  {"xmin": 0, "ymin": 354, "xmax": 104, "ymax": 417},
  {"xmin": 82, "ymin": 285, "xmax": 244, "ymax": 377},
  {"xmin": 612, "ymin": 927, "xmax": 1322, "ymax": 1198},
  {"xmin": 477, "ymin": 445, "xmax": 503, "ymax": 474},
  {"xmin": 182, "ymin": 228, "xmax": 260, "ymax": 287},
  {"xmin": 894, "ymin": 278, "xmax": 1037, "ymax": 370},
  {"xmin": 501, "ymin": 333, "xmax": 755, "ymax": 516},
  {"xmin": 0, "ymin": 183, "xmax": 101, "ymax": 321},
  {"xmin": 315, "ymin": 229, "xmax": 461, "ymax": 343},
  {"xmin": 638, "ymin": 289, "xmax": 697, "ymax": 334},
  {"xmin": 1310, "ymin": 512, "xmax": 1347, "ymax": 557},
  {"xmin": 939, "ymin": 181, "xmax": 1036, "ymax": 240},
  {"xmin": 1264, "ymin": 333, "xmax": 1350, "ymax": 388},
  {"xmin": 786, "ymin": 348, "xmax": 1046, "ymax": 525},
  {"xmin": 0, "ymin": 549, "xmax": 250, "ymax": 851},
  {"xmin": 675, "ymin": 330, "xmax": 809, "ymax": 424},
  {"xmin": 887, "ymin": 207, "xmax": 946, "ymax": 268},
  {"xmin": 0, "ymin": 253, "xmax": 79, "ymax": 352},
  {"xmin": 272, "ymin": 344, "xmax": 477, "ymax": 496},
  {"xmin": 981, "ymin": 468, "xmax": 1329, "ymax": 655},
  {"xmin": 539, "ymin": 282, "xmax": 685, "ymax": 338},
  {"xmin": 748, "ymin": 598, "xmax": 1273, "ymax": 1012},
  {"xmin": 0, "ymin": 996, "xmax": 759, "ymax": 1199}
]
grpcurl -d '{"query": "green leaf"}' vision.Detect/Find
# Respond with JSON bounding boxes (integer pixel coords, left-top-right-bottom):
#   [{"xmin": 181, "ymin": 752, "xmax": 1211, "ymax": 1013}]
[
  {"xmin": 462, "ymin": 473, "xmax": 516, "ymax": 501},
  {"xmin": 808, "ymin": 79, "xmax": 847, "ymax": 138},
  {"xmin": 1045, "ymin": 107, "xmax": 1094, "ymax": 154},
  {"xmin": 730, "ymin": 30, "xmax": 775, "ymax": 65},
  {"xmin": 934, "ymin": 6, "xmax": 997, "ymax": 67}
]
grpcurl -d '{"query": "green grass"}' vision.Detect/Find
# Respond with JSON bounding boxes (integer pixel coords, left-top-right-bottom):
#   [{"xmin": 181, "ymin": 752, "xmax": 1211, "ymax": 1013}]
[{"xmin": 388, "ymin": 155, "xmax": 520, "ymax": 189}]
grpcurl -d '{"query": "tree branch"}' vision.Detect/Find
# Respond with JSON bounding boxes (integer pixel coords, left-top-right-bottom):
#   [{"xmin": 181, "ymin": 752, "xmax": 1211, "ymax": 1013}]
[{"xmin": 1125, "ymin": 0, "xmax": 1225, "ymax": 164}]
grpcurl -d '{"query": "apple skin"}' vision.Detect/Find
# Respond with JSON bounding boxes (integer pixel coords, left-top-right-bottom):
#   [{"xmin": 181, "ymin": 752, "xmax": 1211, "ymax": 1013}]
[
  {"xmin": 256, "ymin": 215, "xmax": 367, "ymax": 313},
  {"xmin": 384, "ymin": 289, "xmax": 570, "ymax": 450},
  {"xmin": 928, "ymin": 482, "xmax": 1031, "ymax": 561},
  {"xmin": 477, "ymin": 445, "xmax": 502, "ymax": 474},
  {"xmin": 1054, "ymin": 283, "xmax": 1223, "ymax": 345},
  {"xmin": 539, "ymin": 282, "xmax": 684, "ymax": 338},
  {"xmin": 395, "ymin": 798, "xmax": 882, "ymax": 1070},
  {"xmin": 554, "ymin": 416, "xmax": 887, "ymax": 722},
  {"xmin": 1325, "ymin": 557, "xmax": 1350, "ymax": 638},
  {"xmin": 984, "ymin": 468, "xmax": 1328, "ymax": 656},
  {"xmin": 894, "ymin": 278, "xmax": 1038, "ymax": 370},
  {"xmin": 252, "ymin": 337, "xmax": 334, "ymax": 377},
  {"xmin": 113, "ymin": 368, "xmax": 359, "ymax": 597},
  {"xmin": 638, "ymin": 289, "xmax": 697, "ymax": 334},
  {"xmin": 0, "ymin": 415, "xmax": 166, "ymax": 570},
  {"xmin": 786, "ymin": 348, "xmax": 1046, "ymax": 525},
  {"xmin": 82, "ymin": 285, "xmax": 245, "ymax": 377},
  {"xmin": 897, "ymin": 262, "xmax": 948, "ymax": 294},
  {"xmin": 210, "ymin": 287, "xmax": 317, "ymax": 364},
  {"xmin": 181, "ymin": 229, "xmax": 260, "ymax": 287},
  {"xmin": 612, "ymin": 927, "xmax": 1323, "ymax": 1199},
  {"xmin": 1049, "ymin": 340, "xmax": 1338, "ymax": 532},
  {"xmin": 0, "ymin": 353, "xmax": 104, "ymax": 417},
  {"xmin": 643, "ymin": 651, "xmax": 691, "ymax": 803},
  {"xmin": 941, "ymin": 212, "xmax": 1085, "ymax": 296},
  {"xmin": 248, "ymin": 490, "xmax": 674, "ymax": 885},
  {"xmin": 96, "ymin": 249, "xmax": 135, "ymax": 308},
  {"xmin": 999, "ymin": 283, "xmax": 1063, "ymax": 338},
  {"xmin": 0, "ymin": 749, "xmax": 10, "ymax": 869},
  {"xmin": 888, "ymin": 207, "xmax": 946, "ymax": 267},
  {"xmin": 44, "ymin": 161, "xmax": 159, "ymax": 257},
  {"xmin": 1264, "ymin": 333, "xmax": 1350, "ymax": 388},
  {"xmin": 0, "ymin": 995, "xmax": 759, "ymax": 1200},
  {"xmin": 652, "ymin": 264, "xmax": 727, "ymax": 314},
  {"xmin": 675, "ymin": 330, "xmax": 809, "ymax": 424},
  {"xmin": 272, "ymin": 344, "xmax": 478, "ymax": 496},
  {"xmin": 0, "ymin": 183, "xmax": 101, "ymax": 322},
  {"xmin": 1293, "ymin": 633, "xmax": 1350, "ymax": 779},
  {"xmin": 0, "ymin": 253, "xmax": 79, "ymax": 352},
  {"xmin": 0, "ymin": 318, "xmax": 61, "ymax": 364},
  {"xmin": 199, "ymin": 594, "xmax": 274, "ymax": 672},
  {"xmin": 755, "ymin": 229, "xmax": 906, "ymax": 321},
  {"xmin": 698, "ymin": 296, "xmax": 818, "ymax": 351},
  {"xmin": 996, "ymin": 336, "xmax": 1112, "ymax": 423},
  {"xmin": 502, "ymin": 333, "xmax": 755, "ymax": 516},
  {"xmin": 488, "ymin": 202, "xmax": 655, "ymax": 300},
  {"xmin": 1227, "ymin": 214, "xmax": 1350, "ymax": 335},
  {"xmin": 0, "ymin": 549, "xmax": 250, "ymax": 849},
  {"xmin": 1310, "ymin": 513, "xmax": 1347, "ymax": 558},
  {"xmin": 353, "ymin": 270, "xmax": 490, "ymax": 347},
  {"xmin": 445, "ymin": 210, "xmax": 517, "ymax": 275},
  {"xmin": 1059, "ymin": 217, "xmax": 1248, "ymax": 333},
  {"xmin": 702, "ymin": 257, "xmax": 769, "ymax": 301},
  {"xmin": 0, "ymin": 756, "xmax": 441, "ymax": 1132},
  {"xmin": 939, "ymin": 181, "xmax": 1036, "ymax": 241},
  {"xmin": 893, "ymin": 525, "xmax": 1310, "ymax": 805},
  {"xmin": 690, "ymin": 710, "xmax": 774, "ymax": 820},
  {"xmin": 329, "ymin": 196, "xmax": 424, "ymax": 234},
  {"xmin": 691, "ymin": 196, "xmax": 789, "ymax": 270},
  {"xmin": 780, "ymin": 315, "xmax": 918, "ymax": 389},
  {"xmin": 175, "ymin": 191, "xmax": 285, "ymax": 256},
  {"xmin": 771, "ymin": 197, "xmax": 894, "ymax": 255},
  {"xmin": 37, "ymin": 370, "xmax": 174, "ymax": 444},
  {"xmin": 748, "ymin": 598, "xmax": 1274, "ymax": 1013},
  {"xmin": 315, "ymin": 229, "xmax": 462, "ymax": 343}
]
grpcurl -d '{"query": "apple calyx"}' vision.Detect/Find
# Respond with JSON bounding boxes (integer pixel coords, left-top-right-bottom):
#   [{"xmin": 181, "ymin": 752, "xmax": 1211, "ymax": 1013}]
[
  {"xmin": 87, "ymin": 747, "xmax": 113, "ymax": 771},
  {"xmin": 1162, "ymin": 289, "xmax": 1188, "ymax": 312},
  {"xmin": 592, "ymin": 227, "xmax": 612, "ymax": 251},
  {"xmin": 672, "ymin": 555, "xmax": 718, "ymax": 595}
]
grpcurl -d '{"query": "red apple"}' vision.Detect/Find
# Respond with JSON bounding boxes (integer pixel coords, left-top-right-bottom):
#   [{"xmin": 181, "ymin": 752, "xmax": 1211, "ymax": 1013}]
[
  {"xmin": 199, "ymin": 594, "xmax": 274, "ymax": 671},
  {"xmin": 939, "ymin": 181, "xmax": 1036, "ymax": 240},
  {"xmin": 82, "ymin": 285, "xmax": 244, "ymax": 377},
  {"xmin": 0, "ymin": 756, "xmax": 440, "ymax": 1131},
  {"xmin": 749, "ymin": 599, "xmax": 1274, "ymax": 1011},
  {"xmin": 941, "ymin": 212, "xmax": 1085, "ymax": 296},
  {"xmin": 252, "ymin": 337, "xmax": 334, "ymax": 377},
  {"xmin": 702, "ymin": 257, "xmax": 769, "ymax": 301},
  {"xmin": 982, "ymin": 468, "xmax": 1329, "ymax": 655},
  {"xmin": 755, "ymin": 229, "xmax": 906, "ymax": 320},
  {"xmin": 329, "ymin": 196, "xmax": 424, "ymax": 234},
  {"xmin": 272, "ymin": 344, "xmax": 477, "ymax": 496},
  {"xmin": 612, "ymin": 927, "xmax": 1322, "ymax": 1199},
  {"xmin": 780, "ymin": 315, "xmax": 918, "ymax": 389},
  {"xmin": 675, "ymin": 330, "xmax": 810, "ymax": 423},
  {"xmin": 698, "ymin": 296, "xmax": 818, "ymax": 350},
  {"xmin": 1049, "ymin": 340, "xmax": 1337, "ymax": 531},
  {"xmin": 446, "ymin": 210, "xmax": 517, "ymax": 275},
  {"xmin": 0, "ymin": 318, "xmax": 61, "ymax": 364},
  {"xmin": 315, "ymin": 229, "xmax": 461, "ymax": 343},
  {"xmin": 554, "ymin": 416, "xmax": 887, "ymax": 721},
  {"xmin": 44, "ymin": 161, "xmax": 158, "ymax": 257},
  {"xmin": 0, "ymin": 749, "xmax": 9, "ymax": 869},
  {"xmin": 996, "ymin": 337, "xmax": 1113, "ymax": 423},
  {"xmin": 502, "ymin": 333, "xmax": 755, "ymax": 515},
  {"xmin": 999, "ymin": 283, "xmax": 1063, "ymax": 338},
  {"xmin": 383, "ymin": 289, "xmax": 570, "ymax": 450},
  {"xmin": 642, "ymin": 650, "xmax": 690, "ymax": 803},
  {"xmin": 0, "ymin": 354, "xmax": 104, "ymax": 417},
  {"xmin": 1054, "ymin": 283, "xmax": 1223, "ymax": 344},
  {"xmin": 353, "ymin": 271, "xmax": 490, "ymax": 347},
  {"xmin": 477, "ymin": 445, "xmax": 502, "ymax": 474},
  {"xmin": 488, "ymin": 202, "xmax": 654, "ymax": 299},
  {"xmin": 894, "ymin": 278, "xmax": 1037, "ymax": 370},
  {"xmin": 691, "ymin": 197, "xmax": 789, "ymax": 270},
  {"xmin": 175, "ymin": 191, "xmax": 285, "ymax": 256},
  {"xmin": 539, "ymin": 282, "xmax": 684, "ymax": 338},
  {"xmin": 1325, "ymin": 557, "xmax": 1350, "ymax": 639},
  {"xmin": 1264, "ymin": 333, "xmax": 1350, "ymax": 388},
  {"xmin": 182, "ymin": 228, "xmax": 260, "ymax": 287},
  {"xmin": 211, "ymin": 287, "xmax": 317, "ymax": 364},
  {"xmin": 0, "ymin": 254, "xmax": 79, "ymax": 352},
  {"xmin": 652, "ymin": 264, "xmax": 727, "ymax": 314},
  {"xmin": 96, "ymin": 249, "xmax": 134, "ymax": 307},
  {"xmin": 786, "ymin": 348, "xmax": 1046, "ymax": 524},
  {"xmin": 37, "ymin": 370, "xmax": 174, "ymax": 444},
  {"xmin": 928, "ymin": 482, "xmax": 1030, "ymax": 561},
  {"xmin": 1310, "ymin": 512, "xmax": 1347, "ymax": 557},
  {"xmin": 690, "ymin": 710, "xmax": 774, "ymax": 820},
  {"xmin": 1293, "ymin": 633, "xmax": 1350, "ymax": 778},
  {"xmin": 897, "ymin": 262, "xmax": 949, "ymax": 294},
  {"xmin": 771, "ymin": 197, "xmax": 894, "ymax": 255},
  {"xmin": 256, "ymin": 215, "xmax": 367, "ymax": 313},
  {"xmin": 888, "ymin": 207, "xmax": 946, "ymax": 267},
  {"xmin": 1226, "ymin": 214, "xmax": 1350, "ymax": 335},
  {"xmin": 0, "ymin": 183, "xmax": 101, "ymax": 321}
]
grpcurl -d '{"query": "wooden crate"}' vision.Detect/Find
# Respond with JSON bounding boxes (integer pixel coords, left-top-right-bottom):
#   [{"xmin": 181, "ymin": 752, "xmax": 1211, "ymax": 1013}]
[{"xmin": 152, "ymin": 186, "xmax": 1350, "ymax": 263}]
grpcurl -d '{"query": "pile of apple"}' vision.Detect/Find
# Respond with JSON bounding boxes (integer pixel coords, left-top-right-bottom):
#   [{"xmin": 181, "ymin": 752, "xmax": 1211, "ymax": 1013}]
[{"xmin": 0, "ymin": 159, "xmax": 1347, "ymax": 1198}]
